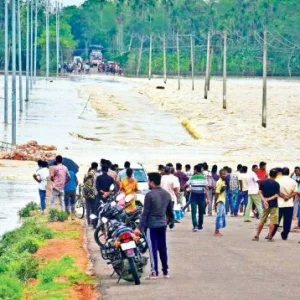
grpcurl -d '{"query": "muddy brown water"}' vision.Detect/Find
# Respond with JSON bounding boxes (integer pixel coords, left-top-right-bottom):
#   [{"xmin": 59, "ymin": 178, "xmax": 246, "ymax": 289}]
[{"xmin": 0, "ymin": 74, "xmax": 221, "ymax": 235}]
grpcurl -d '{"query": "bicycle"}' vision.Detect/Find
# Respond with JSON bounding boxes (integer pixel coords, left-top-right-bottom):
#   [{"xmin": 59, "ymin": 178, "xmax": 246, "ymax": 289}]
[{"xmin": 74, "ymin": 184, "xmax": 85, "ymax": 219}]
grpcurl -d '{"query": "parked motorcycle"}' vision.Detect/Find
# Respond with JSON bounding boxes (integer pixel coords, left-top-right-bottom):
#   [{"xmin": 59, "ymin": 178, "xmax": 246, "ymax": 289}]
[{"xmin": 111, "ymin": 225, "xmax": 147, "ymax": 285}]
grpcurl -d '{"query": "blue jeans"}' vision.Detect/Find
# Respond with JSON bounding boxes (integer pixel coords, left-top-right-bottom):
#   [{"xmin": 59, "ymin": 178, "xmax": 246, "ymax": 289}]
[
  {"xmin": 39, "ymin": 189, "xmax": 46, "ymax": 211},
  {"xmin": 208, "ymin": 189, "xmax": 214, "ymax": 215},
  {"xmin": 298, "ymin": 200, "xmax": 300, "ymax": 227},
  {"xmin": 238, "ymin": 191, "xmax": 248, "ymax": 215},
  {"xmin": 231, "ymin": 189, "xmax": 239, "ymax": 216},
  {"xmin": 225, "ymin": 189, "xmax": 232, "ymax": 215}
]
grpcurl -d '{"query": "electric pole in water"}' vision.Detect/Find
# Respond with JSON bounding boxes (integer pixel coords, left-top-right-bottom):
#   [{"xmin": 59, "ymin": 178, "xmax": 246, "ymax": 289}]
[
  {"xmin": 262, "ymin": 30, "xmax": 268, "ymax": 128},
  {"xmin": 4, "ymin": 0, "xmax": 9, "ymax": 123},
  {"xmin": 46, "ymin": 0, "xmax": 50, "ymax": 80},
  {"xmin": 26, "ymin": 0, "xmax": 30, "ymax": 101},
  {"xmin": 56, "ymin": 1, "xmax": 60, "ymax": 77},
  {"xmin": 34, "ymin": 0, "xmax": 38, "ymax": 84},
  {"xmin": 30, "ymin": 0, "xmax": 33, "ymax": 89},
  {"xmin": 17, "ymin": 0, "xmax": 23, "ymax": 112},
  {"xmin": 12, "ymin": 0, "xmax": 17, "ymax": 145}
]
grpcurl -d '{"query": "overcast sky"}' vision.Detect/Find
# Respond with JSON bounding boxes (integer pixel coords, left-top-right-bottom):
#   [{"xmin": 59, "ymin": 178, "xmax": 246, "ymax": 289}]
[{"xmin": 61, "ymin": 0, "xmax": 84, "ymax": 7}]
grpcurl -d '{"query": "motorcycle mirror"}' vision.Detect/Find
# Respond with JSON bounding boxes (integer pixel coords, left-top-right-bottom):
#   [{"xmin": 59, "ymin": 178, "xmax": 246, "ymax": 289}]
[
  {"xmin": 109, "ymin": 184, "xmax": 115, "ymax": 191},
  {"xmin": 90, "ymin": 214, "xmax": 97, "ymax": 220},
  {"xmin": 101, "ymin": 217, "xmax": 108, "ymax": 224},
  {"xmin": 116, "ymin": 193, "xmax": 125, "ymax": 202},
  {"xmin": 125, "ymin": 194, "xmax": 134, "ymax": 203}
]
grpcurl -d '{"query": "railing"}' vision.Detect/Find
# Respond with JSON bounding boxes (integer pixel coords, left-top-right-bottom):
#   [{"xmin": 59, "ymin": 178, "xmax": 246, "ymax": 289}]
[{"xmin": 0, "ymin": 141, "xmax": 14, "ymax": 152}]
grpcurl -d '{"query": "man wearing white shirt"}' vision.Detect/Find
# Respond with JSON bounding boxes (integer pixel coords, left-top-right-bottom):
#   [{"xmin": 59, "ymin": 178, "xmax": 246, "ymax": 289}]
[
  {"xmin": 272, "ymin": 167, "xmax": 298, "ymax": 240},
  {"xmin": 161, "ymin": 166, "xmax": 180, "ymax": 222},
  {"xmin": 244, "ymin": 165, "xmax": 263, "ymax": 222}
]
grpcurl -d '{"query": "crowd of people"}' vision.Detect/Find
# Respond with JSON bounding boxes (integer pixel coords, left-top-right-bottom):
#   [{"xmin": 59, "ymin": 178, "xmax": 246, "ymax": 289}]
[{"xmin": 33, "ymin": 156, "xmax": 300, "ymax": 279}]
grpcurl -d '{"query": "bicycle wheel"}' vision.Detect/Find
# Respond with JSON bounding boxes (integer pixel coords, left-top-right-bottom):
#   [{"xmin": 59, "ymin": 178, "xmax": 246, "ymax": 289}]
[{"xmin": 74, "ymin": 196, "xmax": 85, "ymax": 219}]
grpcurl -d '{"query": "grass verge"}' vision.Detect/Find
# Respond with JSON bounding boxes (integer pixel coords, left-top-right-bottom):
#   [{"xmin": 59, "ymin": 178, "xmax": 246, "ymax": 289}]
[{"xmin": 0, "ymin": 203, "xmax": 95, "ymax": 300}]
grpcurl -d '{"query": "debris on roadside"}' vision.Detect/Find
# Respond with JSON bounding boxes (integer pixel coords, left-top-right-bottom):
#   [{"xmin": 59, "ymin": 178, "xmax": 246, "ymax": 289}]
[{"xmin": 0, "ymin": 140, "xmax": 57, "ymax": 161}]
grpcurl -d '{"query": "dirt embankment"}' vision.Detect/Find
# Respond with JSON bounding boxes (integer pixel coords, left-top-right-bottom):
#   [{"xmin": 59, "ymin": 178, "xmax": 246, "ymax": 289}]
[{"xmin": 24, "ymin": 220, "xmax": 99, "ymax": 300}]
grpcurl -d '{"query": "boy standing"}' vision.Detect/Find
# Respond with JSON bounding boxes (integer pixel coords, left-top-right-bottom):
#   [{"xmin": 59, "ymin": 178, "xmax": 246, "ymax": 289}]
[
  {"xmin": 214, "ymin": 169, "xmax": 227, "ymax": 236},
  {"xmin": 252, "ymin": 169, "xmax": 280, "ymax": 242}
]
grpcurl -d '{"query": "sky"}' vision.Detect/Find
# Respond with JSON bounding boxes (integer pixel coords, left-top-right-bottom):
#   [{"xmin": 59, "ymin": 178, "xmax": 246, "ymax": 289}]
[{"xmin": 60, "ymin": 0, "xmax": 84, "ymax": 7}]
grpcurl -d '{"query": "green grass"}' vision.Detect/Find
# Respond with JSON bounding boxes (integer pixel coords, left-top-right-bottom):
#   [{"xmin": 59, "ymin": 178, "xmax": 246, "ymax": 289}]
[
  {"xmin": 0, "ymin": 206, "xmax": 94, "ymax": 300},
  {"xmin": 30, "ymin": 256, "xmax": 93, "ymax": 300},
  {"xmin": 54, "ymin": 231, "xmax": 80, "ymax": 239},
  {"xmin": 48, "ymin": 209, "xmax": 69, "ymax": 222},
  {"xmin": 0, "ymin": 214, "xmax": 54, "ymax": 300}
]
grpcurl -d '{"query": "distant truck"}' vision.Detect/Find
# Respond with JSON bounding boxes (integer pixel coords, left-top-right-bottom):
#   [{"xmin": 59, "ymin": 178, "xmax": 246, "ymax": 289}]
[{"xmin": 89, "ymin": 45, "xmax": 103, "ymax": 67}]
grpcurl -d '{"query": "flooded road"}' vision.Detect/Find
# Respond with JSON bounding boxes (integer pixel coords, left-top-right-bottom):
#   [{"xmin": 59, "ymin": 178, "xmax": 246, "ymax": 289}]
[{"xmin": 0, "ymin": 74, "xmax": 221, "ymax": 235}]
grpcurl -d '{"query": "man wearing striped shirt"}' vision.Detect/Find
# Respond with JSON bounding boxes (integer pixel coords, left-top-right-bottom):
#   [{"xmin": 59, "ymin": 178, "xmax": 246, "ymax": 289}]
[{"xmin": 185, "ymin": 164, "xmax": 210, "ymax": 232}]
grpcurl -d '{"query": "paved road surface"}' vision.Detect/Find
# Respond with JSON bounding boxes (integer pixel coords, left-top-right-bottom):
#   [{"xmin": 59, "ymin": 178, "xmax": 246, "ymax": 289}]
[{"xmin": 87, "ymin": 214, "xmax": 300, "ymax": 300}]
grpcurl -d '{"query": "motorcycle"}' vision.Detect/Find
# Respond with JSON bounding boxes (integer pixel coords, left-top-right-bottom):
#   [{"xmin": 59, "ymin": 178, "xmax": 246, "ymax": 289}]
[
  {"xmin": 93, "ymin": 193, "xmax": 143, "ymax": 247},
  {"xmin": 111, "ymin": 225, "xmax": 148, "ymax": 285}
]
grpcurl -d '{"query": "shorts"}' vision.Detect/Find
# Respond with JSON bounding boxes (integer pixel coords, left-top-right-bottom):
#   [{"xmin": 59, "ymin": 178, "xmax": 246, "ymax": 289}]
[{"xmin": 260, "ymin": 207, "xmax": 279, "ymax": 225}]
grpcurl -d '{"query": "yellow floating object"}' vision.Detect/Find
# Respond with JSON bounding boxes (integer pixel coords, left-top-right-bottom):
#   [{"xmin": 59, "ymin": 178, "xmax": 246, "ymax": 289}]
[{"xmin": 181, "ymin": 119, "xmax": 201, "ymax": 140}]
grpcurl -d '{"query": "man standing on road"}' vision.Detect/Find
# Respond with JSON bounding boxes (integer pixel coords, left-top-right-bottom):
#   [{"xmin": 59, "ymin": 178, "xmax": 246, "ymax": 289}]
[
  {"xmin": 64, "ymin": 170, "xmax": 78, "ymax": 219},
  {"xmin": 96, "ymin": 165, "xmax": 115, "ymax": 205},
  {"xmin": 214, "ymin": 169, "xmax": 227, "ymax": 236},
  {"xmin": 119, "ymin": 161, "xmax": 131, "ymax": 179},
  {"xmin": 175, "ymin": 163, "xmax": 189, "ymax": 208},
  {"xmin": 238, "ymin": 166, "xmax": 249, "ymax": 214},
  {"xmin": 50, "ymin": 155, "xmax": 70, "ymax": 210},
  {"xmin": 271, "ymin": 167, "xmax": 298, "ymax": 240},
  {"xmin": 252, "ymin": 169, "xmax": 280, "ymax": 242},
  {"xmin": 136, "ymin": 172, "xmax": 174, "ymax": 279},
  {"xmin": 244, "ymin": 165, "xmax": 263, "ymax": 222},
  {"xmin": 161, "ymin": 166, "xmax": 180, "ymax": 222},
  {"xmin": 256, "ymin": 161, "xmax": 268, "ymax": 184},
  {"xmin": 231, "ymin": 164, "xmax": 242, "ymax": 216},
  {"xmin": 184, "ymin": 164, "xmax": 210, "ymax": 232}
]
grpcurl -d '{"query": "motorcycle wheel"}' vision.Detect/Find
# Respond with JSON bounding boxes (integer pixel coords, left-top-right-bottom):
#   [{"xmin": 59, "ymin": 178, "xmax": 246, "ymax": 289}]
[
  {"xmin": 94, "ymin": 226, "xmax": 107, "ymax": 247},
  {"xmin": 127, "ymin": 257, "xmax": 140, "ymax": 285}
]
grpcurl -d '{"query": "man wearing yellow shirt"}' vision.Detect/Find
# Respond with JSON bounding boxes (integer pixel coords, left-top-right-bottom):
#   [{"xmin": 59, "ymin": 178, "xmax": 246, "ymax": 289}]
[
  {"xmin": 120, "ymin": 168, "xmax": 138, "ymax": 212},
  {"xmin": 214, "ymin": 169, "xmax": 227, "ymax": 237}
]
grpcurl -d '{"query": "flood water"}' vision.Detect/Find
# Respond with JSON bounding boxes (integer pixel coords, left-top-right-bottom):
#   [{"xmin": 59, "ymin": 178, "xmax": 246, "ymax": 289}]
[{"xmin": 0, "ymin": 74, "xmax": 222, "ymax": 235}]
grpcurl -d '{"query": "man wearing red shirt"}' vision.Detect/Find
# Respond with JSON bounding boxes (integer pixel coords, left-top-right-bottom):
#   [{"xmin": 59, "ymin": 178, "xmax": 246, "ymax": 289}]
[{"xmin": 256, "ymin": 162, "xmax": 268, "ymax": 184}]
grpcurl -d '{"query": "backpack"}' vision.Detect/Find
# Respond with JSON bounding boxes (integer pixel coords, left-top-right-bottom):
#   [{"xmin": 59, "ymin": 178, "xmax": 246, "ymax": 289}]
[
  {"xmin": 82, "ymin": 173, "xmax": 95, "ymax": 200},
  {"xmin": 206, "ymin": 172, "xmax": 216, "ymax": 189}
]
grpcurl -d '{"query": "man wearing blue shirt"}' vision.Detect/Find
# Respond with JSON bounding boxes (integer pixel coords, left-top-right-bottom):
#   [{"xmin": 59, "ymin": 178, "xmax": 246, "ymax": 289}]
[{"xmin": 64, "ymin": 170, "xmax": 78, "ymax": 219}]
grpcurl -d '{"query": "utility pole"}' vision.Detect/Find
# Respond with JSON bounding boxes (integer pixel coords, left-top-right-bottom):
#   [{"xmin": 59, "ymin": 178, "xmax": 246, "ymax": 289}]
[
  {"xmin": 262, "ymin": 30, "xmax": 267, "ymax": 128},
  {"xmin": 56, "ymin": 0, "xmax": 60, "ymax": 77},
  {"xmin": 223, "ymin": 31, "xmax": 227, "ymax": 110},
  {"xmin": 4, "ymin": 0, "xmax": 9, "ymax": 123},
  {"xmin": 136, "ymin": 36, "xmax": 144, "ymax": 77},
  {"xmin": 208, "ymin": 46, "xmax": 213, "ymax": 91},
  {"xmin": 30, "ymin": 0, "xmax": 33, "ymax": 89},
  {"xmin": 163, "ymin": 33, "xmax": 167, "ymax": 84},
  {"xmin": 176, "ymin": 32, "xmax": 180, "ymax": 90},
  {"xmin": 46, "ymin": 0, "xmax": 49, "ymax": 79},
  {"xmin": 25, "ymin": 0, "xmax": 30, "ymax": 101},
  {"xmin": 34, "ymin": 0, "xmax": 38, "ymax": 84},
  {"xmin": 12, "ymin": 0, "xmax": 17, "ymax": 145},
  {"xmin": 190, "ymin": 34, "xmax": 195, "ymax": 91},
  {"xmin": 17, "ymin": 0, "xmax": 23, "ymax": 112},
  {"xmin": 204, "ymin": 31, "xmax": 211, "ymax": 99},
  {"xmin": 148, "ymin": 34, "xmax": 152, "ymax": 80}
]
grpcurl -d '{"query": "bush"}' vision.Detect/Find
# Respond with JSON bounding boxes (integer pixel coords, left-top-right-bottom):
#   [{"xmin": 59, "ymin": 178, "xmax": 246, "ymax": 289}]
[
  {"xmin": 15, "ymin": 256, "xmax": 39, "ymax": 281},
  {"xmin": 23, "ymin": 223, "xmax": 54, "ymax": 240},
  {"xmin": 16, "ymin": 238, "xmax": 40, "ymax": 254},
  {"xmin": 48, "ymin": 209, "xmax": 69, "ymax": 222},
  {"xmin": 18, "ymin": 201, "xmax": 40, "ymax": 218},
  {"xmin": 0, "ymin": 274, "xmax": 22, "ymax": 300}
]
